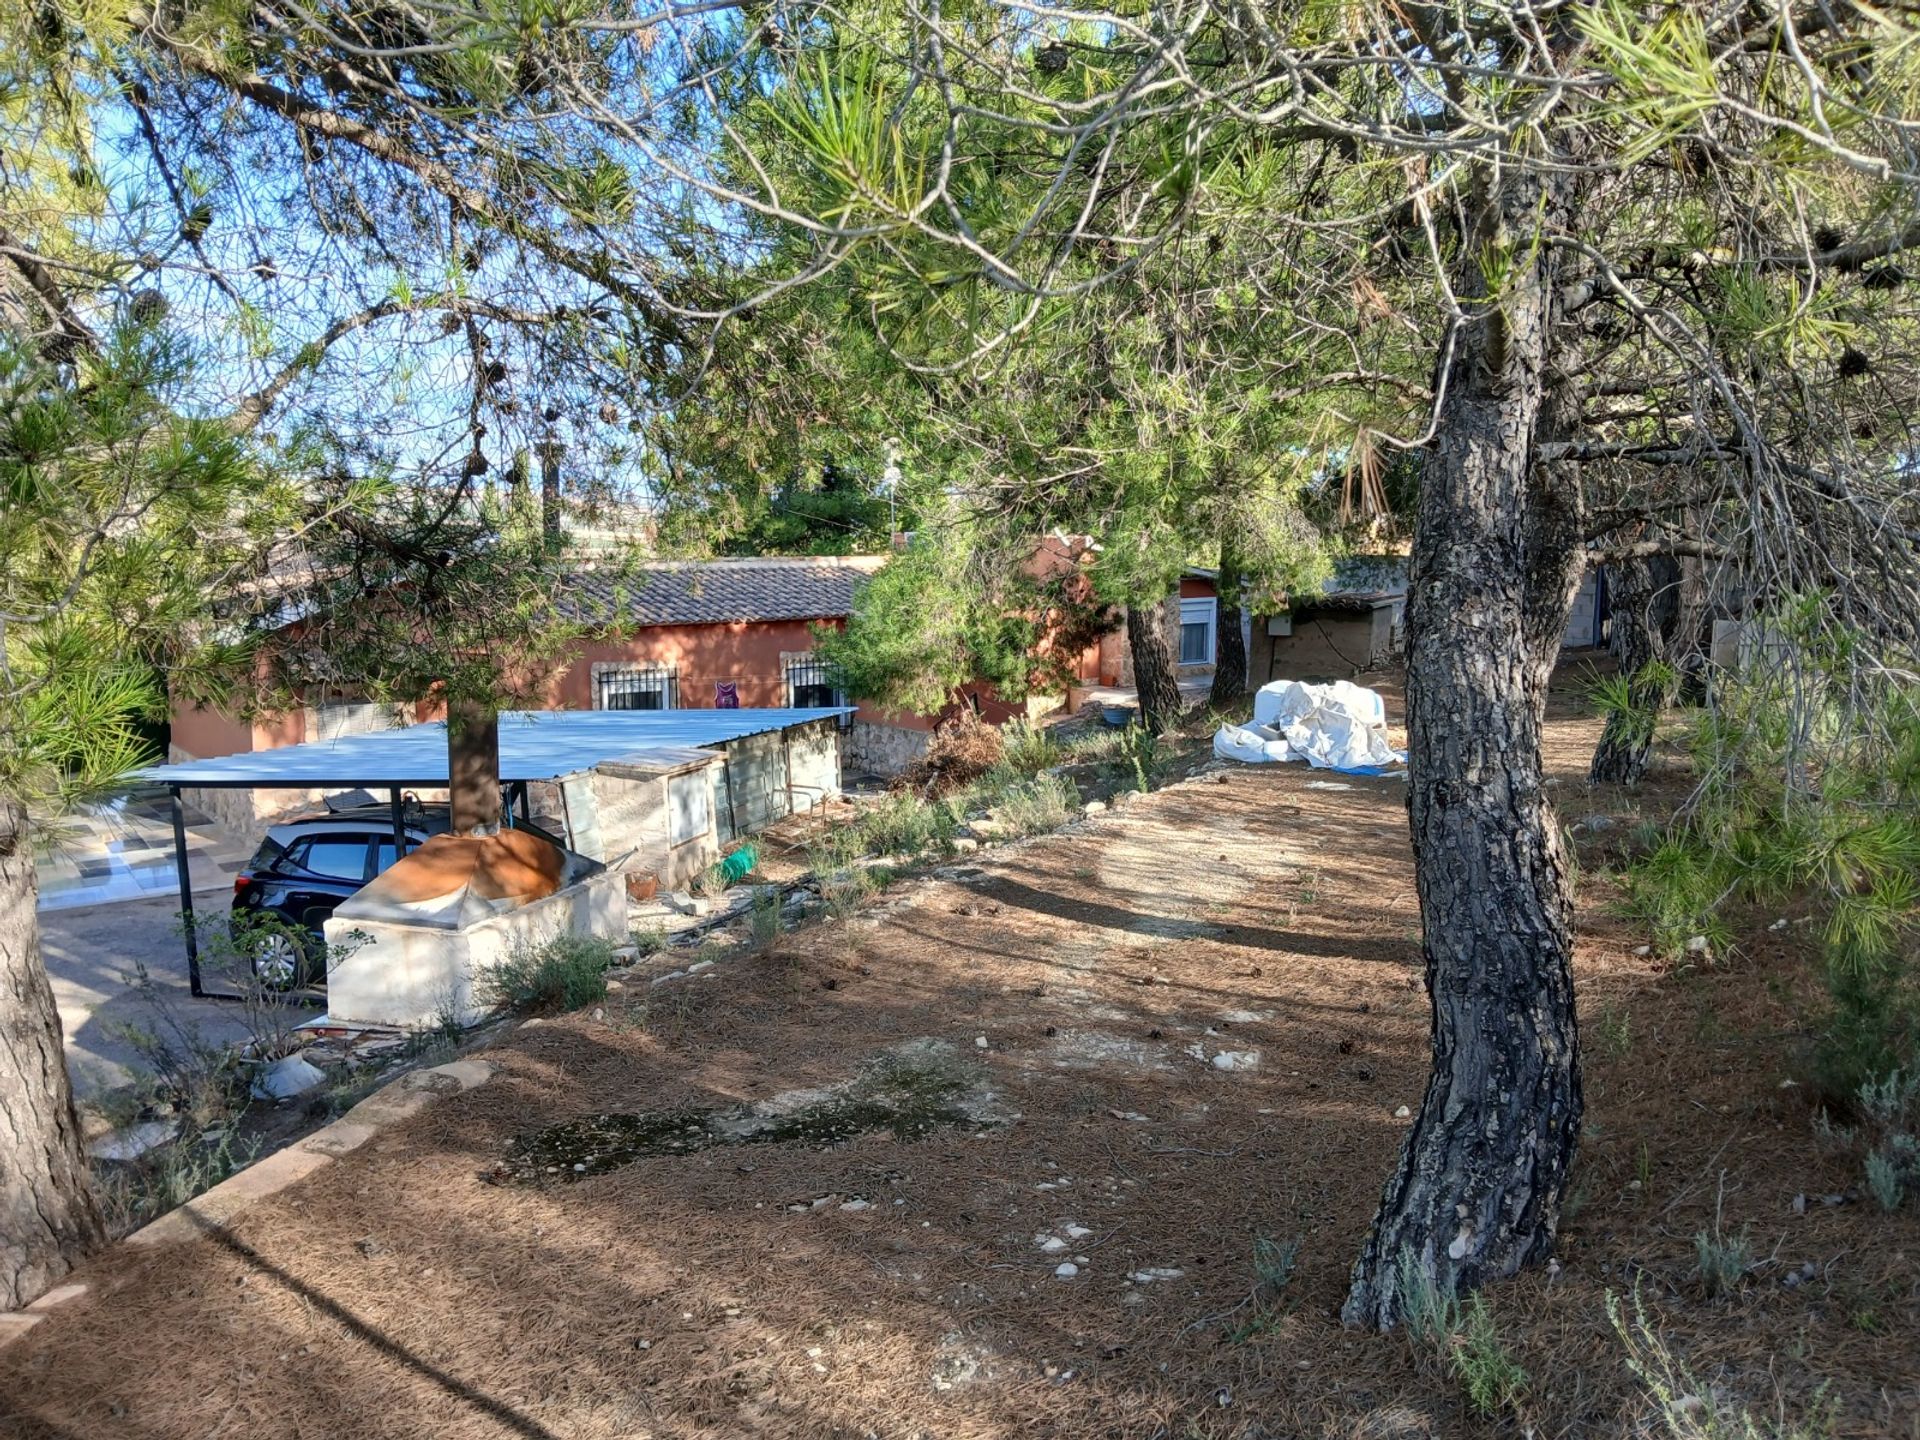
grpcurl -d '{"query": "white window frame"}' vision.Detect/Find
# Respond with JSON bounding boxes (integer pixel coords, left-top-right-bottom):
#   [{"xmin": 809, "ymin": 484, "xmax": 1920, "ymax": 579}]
[
  {"xmin": 591, "ymin": 661, "xmax": 679, "ymax": 711},
  {"xmin": 1178, "ymin": 597, "xmax": 1217, "ymax": 664}
]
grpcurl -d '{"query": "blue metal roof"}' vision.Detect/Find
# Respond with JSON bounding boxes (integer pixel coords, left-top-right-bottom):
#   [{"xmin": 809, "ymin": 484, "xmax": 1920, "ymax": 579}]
[{"xmin": 137, "ymin": 708, "xmax": 855, "ymax": 789}]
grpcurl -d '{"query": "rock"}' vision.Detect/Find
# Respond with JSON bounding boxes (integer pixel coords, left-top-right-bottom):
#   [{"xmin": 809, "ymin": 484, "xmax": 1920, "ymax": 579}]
[
  {"xmin": 1083, "ymin": 800, "xmax": 1108, "ymax": 816},
  {"xmin": 840, "ymin": 1198, "xmax": 871, "ymax": 1212},
  {"xmin": 975, "ymin": 1035, "xmax": 990, "ymax": 1049},
  {"xmin": 1685, "ymin": 934, "xmax": 1711, "ymax": 954},
  {"xmin": 87, "ymin": 1120, "xmax": 177, "ymax": 1162},
  {"xmin": 951, "ymin": 837, "xmax": 980, "ymax": 855},
  {"xmin": 1127, "ymin": 1266, "xmax": 1184, "ymax": 1283},
  {"xmin": 591, "ymin": 1008, "xmax": 606, "ymax": 1021},
  {"xmin": 1053, "ymin": 1262, "xmax": 1079, "ymax": 1279},
  {"xmin": 1632, "ymin": 944, "xmax": 1652, "ymax": 956},
  {"xmin": 605, "ymin": 980, "xmax": 625, "ymax": 993},
  {"xmin": 1038, "ymin": 1236, "xmax": 1068, "ymax": 1253},
  {"xmin": 1211, "ymin": 1050, "xmax": 1261, "ymax": 1072},
  {"xmin": 1578, "ymin": 814, "xmax": 1616, "ymax": 832},
  {"xmin": 1393, "ymin": 1105, "xmax": 1412, "ymax": 1119},
  {"xmin": 252, "ymin": 1053, "xmax": 326, "ymax": 1101},
  {"xmin": 1063, "ymin": 1223, "xmax": 1092, "ymax": 1239},
  {"xmin": 1770, "ymin": 918, "xmax": 1789, "ymax": 932}
]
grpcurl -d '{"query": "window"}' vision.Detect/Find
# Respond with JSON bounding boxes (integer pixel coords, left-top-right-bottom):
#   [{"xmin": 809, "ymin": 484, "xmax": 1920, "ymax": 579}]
[
  {"xmin": 287, "ymin": 837, "xmax": 371, "ymax": 881},
  {"xmin": 784, "ymin": 655, "xmax": 844, "ymax": 709},
  {"xmin": 1179, "ymin": 598, "xmax": 1217, "ymax": 664},
  {"xmin": 594, "ymin": 663, "xmax": 678, "ymax": 711},
  {"xmin": 372, "ymin": 840, "xmax": 402, "ymax": 875}
]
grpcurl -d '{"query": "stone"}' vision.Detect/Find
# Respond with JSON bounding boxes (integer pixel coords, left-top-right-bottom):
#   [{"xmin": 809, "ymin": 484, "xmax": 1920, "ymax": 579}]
[
  {"xmin": 1038, "ymin": 1236, "xmax": 1069, "ymax": 1253},
  {"xmin": 951, "ymin": 837, "xmax": 980, "ymax": 855},
  {"xmin": 975, "ymin": 1035, "xmax": 990, "ymax": 1050},
  {"xmin": 840, "ymin": 1198, "xmax": 871, "ymax": 1212},
  {"xmin": 1211, "ymin": 1050, "xmax": 1261, "ymax": 1072},
  {"xmin": 1083, "ymin": 800, "xmax": 1108, "ymax": 816},
  {"xmin": 24, "ymin": 1283, "xmax": 88, "ymax": 1313},
  {"xmin": 251, "ymin": 1053, "xmax": 326, "ymax": 1101},
  {"xmin": 88, "ymin": 1120, "xmax": 177, "ymax": 1162},
  {"xmin": 1053, "ymin": 1262, "xmax": 1079, "ymax": 1279},
  {"xmin": 1686, "ymin": 934, "xmax": 1711, "ymax": 954},
  {"xmin": 1632, "ymin": 944, "xmax": 1652, "ymax": 956},
  {"xmin": 0, "ymin": 1312, "xmax": 45, "ymax": 1349},
  {"xmin": 1127, "ymin": 1267, "xmax": 1184, "ymax": 1283},
  {"xmin": 1393, "ymin": 1105, "xmax": 1412, "ymax": 1119}
]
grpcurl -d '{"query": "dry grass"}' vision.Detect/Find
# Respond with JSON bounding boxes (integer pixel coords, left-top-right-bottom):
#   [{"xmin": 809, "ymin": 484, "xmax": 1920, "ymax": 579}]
[
  {"xmin": 893, "ymin": 709, "xmax": 1007, "ymax": 798},
  {"xmin": 3, "ymin": 670, "xmax": 1915, "ymax": 1440}
]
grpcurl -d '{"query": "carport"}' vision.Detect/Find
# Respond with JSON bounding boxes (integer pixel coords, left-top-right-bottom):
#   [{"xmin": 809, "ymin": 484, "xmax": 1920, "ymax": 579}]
[{"xmin": 136, "ymin": 706, "xmax": 853, "ymax": 995}]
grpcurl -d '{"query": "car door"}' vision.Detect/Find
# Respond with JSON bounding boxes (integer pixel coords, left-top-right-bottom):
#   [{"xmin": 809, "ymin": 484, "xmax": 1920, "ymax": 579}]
[{"xmin": 276, "ymin": 833, "xmax": 377, "ymax": 937}]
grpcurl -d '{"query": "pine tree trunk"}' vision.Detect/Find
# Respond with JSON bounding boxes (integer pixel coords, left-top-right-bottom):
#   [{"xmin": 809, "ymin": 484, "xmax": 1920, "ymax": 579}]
[
  {"xmin": 447, "ymin": 697, "xmax": 501, "ymax": 834},
  {"xmin": 1590, "ymin": 551, "xmax": 1676, "ymax": 785},
  {"xmin": 1, "ymin": 797, "xmax": 104, "ymax": 1310},
  {"xmin": 1341, "ymin": 164, "xmax": 1586, "ymax": 1330},
  {"xmin": 1126, "ymin": 602, "xmax": 1181, "ymax": 733},
  {"xmin": 1210, "ymin": 544, "xmax": 1246, "ymax": 710}
]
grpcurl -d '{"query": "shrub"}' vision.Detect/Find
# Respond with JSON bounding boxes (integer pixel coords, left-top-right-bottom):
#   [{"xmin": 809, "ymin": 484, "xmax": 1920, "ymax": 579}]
[
  {"xmin": 999, "ymin": 717, "xmax": 1062, "ymax": 775},
  {"xmin": 1455, "ymin": 1296, "xmax": 1529, "ymax": 1416},
  {"xmin": 1824, "ymin": 1069, "xmax": 1920, "ymax": 1211},
  {"xmin": 93, "ymin": 1129, "xmax": 261, "ymax": 1240},
  {"xmin": 481, "ymin": 933, "xmax": 617, "ymax": 1013},
  {"xmin": 749, "ymin": 887, "xmax": 783, "ymax": 953},
  {"xmin": 1394, "ymin": 1251, "xmax": 1527, "ymax": 1417},
  {"xmin": 895, "ymin": 709, "xmax": 1005, "ymax": 797},
  {"xmin": 1610, "ymin": 1287, "xmax": 1832, "ymax": 1439},
  {"xmin": 993, "ymin": 772, "xmax": 1078, "ymax": 837},
  {"xmin": 859, "ymin": 790, "xmax": 950, "ymax": 857},
  {"xmin": 1621, "ymin": 614, "xmax": 1920, "ymax": 1107}
]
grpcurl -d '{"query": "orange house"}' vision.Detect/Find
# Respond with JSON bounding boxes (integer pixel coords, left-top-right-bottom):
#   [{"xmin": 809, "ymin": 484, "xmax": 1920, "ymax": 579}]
[{"xmin": 167, "ymin": 553, "xmax": 1220, "ymax": 827}]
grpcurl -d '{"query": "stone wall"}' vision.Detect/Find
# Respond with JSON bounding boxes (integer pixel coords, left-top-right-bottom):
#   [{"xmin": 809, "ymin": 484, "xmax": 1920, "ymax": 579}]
[{"xmin": 844, "ymin": 719, "xmax": 930, "ymax": 777}]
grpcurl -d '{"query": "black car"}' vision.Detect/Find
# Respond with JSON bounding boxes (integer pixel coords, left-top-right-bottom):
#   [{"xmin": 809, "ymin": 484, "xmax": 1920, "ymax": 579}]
[{"xmin": 230, "ymin": 800, "xmax": 562, "ymax": 987}]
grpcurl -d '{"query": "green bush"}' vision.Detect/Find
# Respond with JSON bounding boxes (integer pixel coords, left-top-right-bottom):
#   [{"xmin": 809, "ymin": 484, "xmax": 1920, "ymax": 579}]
[
  {"xmin": 481, "ymin": 933, "xmax": 618, "ymax": 1014},
  {"xmin": 993, "ymin": 772, "xmax": 1078, "ymax": 837},
  {"xmin": 998, "ymin": 717, "xmax": 1062, "ymax": 775},
  {"xmin": 859, "ymin": 790, "xmax": 952, "ymax": 857}
]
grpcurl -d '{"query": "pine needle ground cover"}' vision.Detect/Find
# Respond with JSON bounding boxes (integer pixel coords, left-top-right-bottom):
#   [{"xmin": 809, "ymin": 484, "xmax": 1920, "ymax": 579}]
[{"xmin": 3, "ymin": 677, "xmax": 1912, "ymax": 1439}]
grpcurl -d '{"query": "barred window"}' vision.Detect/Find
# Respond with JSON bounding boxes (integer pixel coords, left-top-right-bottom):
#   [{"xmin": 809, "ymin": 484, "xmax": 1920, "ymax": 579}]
[
  {"xmin": 784, "ymin": 655, "xmax": 843, "ymax": 709},
  {"xmin": 594, "ymin": 663, "xmax": 679, "ymax": 711}
]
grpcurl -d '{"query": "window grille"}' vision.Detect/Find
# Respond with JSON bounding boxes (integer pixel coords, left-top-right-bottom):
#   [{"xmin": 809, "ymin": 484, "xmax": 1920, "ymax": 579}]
[
  {"xmin": 595, "ymin": 663, "xmax": 679, "ymax": 711},
  {"xmin": 785, "ymin": 655, "xmax": 844, "ymax": 711}
]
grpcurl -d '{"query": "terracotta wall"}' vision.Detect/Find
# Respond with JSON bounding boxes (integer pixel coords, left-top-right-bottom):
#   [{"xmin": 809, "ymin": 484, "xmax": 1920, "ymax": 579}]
[{"xmin": 544, "ymin": 618, "xmax": 903, "ymax": 720}]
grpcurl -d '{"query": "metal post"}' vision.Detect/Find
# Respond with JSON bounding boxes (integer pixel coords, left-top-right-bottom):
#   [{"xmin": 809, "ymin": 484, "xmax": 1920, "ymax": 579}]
[
  {"xmin": 390, "ymin": 788, "xmax": 408, "ymax": 861},
  {"xmin": 170, "ymin": 786, "xmax": 201, "ymax": 997}
]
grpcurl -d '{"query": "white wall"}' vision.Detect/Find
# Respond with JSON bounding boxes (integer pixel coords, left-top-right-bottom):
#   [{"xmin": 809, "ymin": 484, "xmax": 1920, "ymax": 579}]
[{"xmin": 323, "ymin": 869, "xmax": 628, "ymax": 1027}]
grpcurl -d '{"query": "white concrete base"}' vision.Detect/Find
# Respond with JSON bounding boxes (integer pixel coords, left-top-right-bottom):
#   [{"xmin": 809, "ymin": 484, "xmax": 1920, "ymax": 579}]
[{"xmin": 324, "ymin": 870, "xmax": 627, "ymax": 1028}]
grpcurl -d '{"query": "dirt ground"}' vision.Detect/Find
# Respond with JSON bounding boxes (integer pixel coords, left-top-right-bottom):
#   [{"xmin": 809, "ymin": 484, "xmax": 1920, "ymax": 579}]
[{"xmin": 4, "ymin": 673, "xmax": 1917, "ymax": 1440}]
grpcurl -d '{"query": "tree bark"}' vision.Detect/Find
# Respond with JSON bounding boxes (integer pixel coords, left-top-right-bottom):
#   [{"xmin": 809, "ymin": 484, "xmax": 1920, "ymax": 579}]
[
  {"xmin": 446, "ymin": 697, "xmax": 501, "ymax": 834},
  {"xmin": 1126, "ymin": 602, "xmax": 1182, "ymax": 733},
  {"xmin": 1210, "ymin": 542, "xmax": 1247, "ymax": 710},
  {"xmin": 1341, "ymin": 164, "xmax": 1585, "ymax": 1330},
  {"xmin": 1, "ymin": 797, "xmax": 104, "ymax": 1310},
  {"xmin": 1590, "ymin": 549, "xmax": 1678, "ymax": 784}
]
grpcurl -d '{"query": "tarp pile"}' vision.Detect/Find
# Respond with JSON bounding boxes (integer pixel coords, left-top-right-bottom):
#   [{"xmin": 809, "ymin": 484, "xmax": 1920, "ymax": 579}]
[{"xmin": 1213, "ymin": 680, "xmax": 1405, "ymax": 775}]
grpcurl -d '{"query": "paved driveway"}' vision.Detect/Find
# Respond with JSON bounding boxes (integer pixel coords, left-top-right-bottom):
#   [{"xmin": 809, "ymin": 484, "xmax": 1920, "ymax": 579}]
[{"xmin": 41, "ymin": 894, "xmax": 319, "ymax": 1097}]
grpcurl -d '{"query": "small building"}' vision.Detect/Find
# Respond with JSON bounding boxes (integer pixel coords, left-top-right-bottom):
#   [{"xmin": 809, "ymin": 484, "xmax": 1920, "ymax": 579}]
[{"xmin": 1256, "ymin": 557, "xmax": 1409, "ymax": 681}]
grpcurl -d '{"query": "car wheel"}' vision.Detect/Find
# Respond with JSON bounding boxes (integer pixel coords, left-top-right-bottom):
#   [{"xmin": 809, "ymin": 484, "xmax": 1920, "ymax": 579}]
[{"xmin": 250, "ymin": 931, "xmax": 306, "ymax": 989}]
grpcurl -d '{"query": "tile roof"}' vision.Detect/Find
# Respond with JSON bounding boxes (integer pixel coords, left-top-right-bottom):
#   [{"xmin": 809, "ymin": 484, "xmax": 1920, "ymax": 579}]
[{"xmin": 561, "ymin": 555, "xmax": 890, "ymax": 628}]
